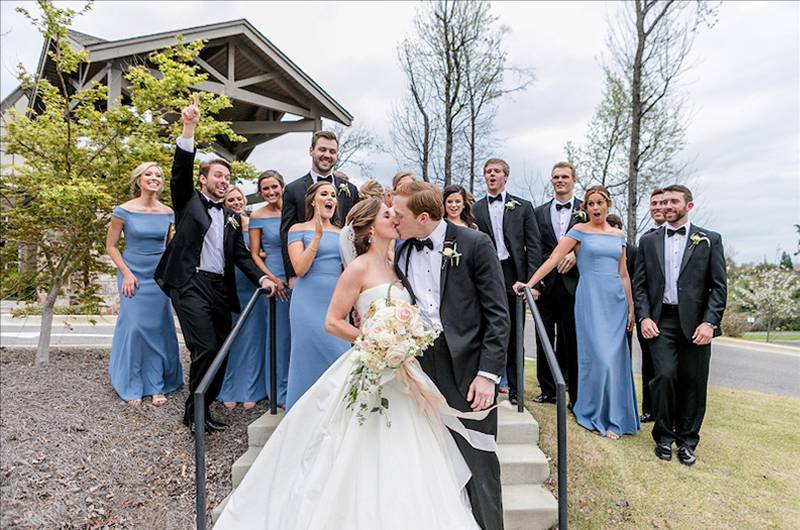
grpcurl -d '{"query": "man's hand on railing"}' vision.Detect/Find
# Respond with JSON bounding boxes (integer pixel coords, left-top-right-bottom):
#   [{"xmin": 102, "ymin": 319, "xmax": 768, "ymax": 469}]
[{"xmin": 259, "ymin": 277, "xmax": 277, "ymax": 297}]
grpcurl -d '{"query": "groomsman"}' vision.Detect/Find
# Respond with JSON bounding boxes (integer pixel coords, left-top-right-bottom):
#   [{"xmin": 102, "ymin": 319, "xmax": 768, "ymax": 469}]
[
  {"xmin": 634, "ymin": 184, "xmax": 726, "ymax": 466},
  {"xmin": 638, "ymin": 188, "xmax": 667, "ymax": 423},
  {"xmin": 279, "ymin": 131, "xmax": 359, "ymax": 279},
  {"xmin": 473, "ymin": 158, "xmax": 542, "ymax": 405},
  {"xmin": 531, "ymin": 162, "xmax": 583, "ymax": 406},
  {"xmin": 154, "ymin": 97, "xmax": 275, "ymax": 433}
]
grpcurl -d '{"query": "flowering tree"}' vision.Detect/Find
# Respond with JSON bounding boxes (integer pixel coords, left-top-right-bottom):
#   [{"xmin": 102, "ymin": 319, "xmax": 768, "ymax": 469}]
[
  {"xmin": 1, "ymin": 0, "xmax": 245, "ymax": 364},
  {"xmin": 730, "ymin": 264, "xmax": 800, "ymax": 342}
]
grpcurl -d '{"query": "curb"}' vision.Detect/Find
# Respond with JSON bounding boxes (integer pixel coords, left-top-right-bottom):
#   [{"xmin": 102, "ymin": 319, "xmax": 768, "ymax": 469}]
[{"xmin": 715, "ymin": 336, "xmax": 800, "ymax": 354}]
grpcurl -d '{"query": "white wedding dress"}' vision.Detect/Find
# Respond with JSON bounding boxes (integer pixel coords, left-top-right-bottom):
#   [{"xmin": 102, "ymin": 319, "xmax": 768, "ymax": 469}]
[{"xmin": 214, "ymin": 283, "xmax": 481, "ymax": 530}]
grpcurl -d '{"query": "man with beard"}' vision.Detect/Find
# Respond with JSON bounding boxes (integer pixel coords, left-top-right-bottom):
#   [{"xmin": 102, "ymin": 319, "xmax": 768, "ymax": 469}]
[
  {"xmin": 279, "ymin": 131, "xmax": 359, "ymax": 280},
  {"xmin": 634, "ymin": 184, "xmax": 726, "ymax": 466}
]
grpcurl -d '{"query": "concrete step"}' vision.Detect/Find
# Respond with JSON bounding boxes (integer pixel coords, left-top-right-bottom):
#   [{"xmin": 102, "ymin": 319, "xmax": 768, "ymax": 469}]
[
  {"xmin": 497, "ymin": 402, "xmax": 539, "ymax": 445},
  {"xmin": 214, "ymin": 485, "xmax": 559, "ymax": 529},
  {"xmin": 246, "ymin": 409, "xmax": 284, "ymax": 447},
  {"xmin": 498, "ymin": 443, "xmax": 550, "ymax": 486},
  {"xmin": 231, "ymin": 446, "xmax": 261, "ymax": 488},
  {"xmin": 503, "ymin": 484, "xmax": 559, "ymax": 530}
]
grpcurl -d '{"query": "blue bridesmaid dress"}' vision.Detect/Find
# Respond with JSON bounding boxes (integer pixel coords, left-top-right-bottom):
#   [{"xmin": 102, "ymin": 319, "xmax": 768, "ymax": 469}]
[
  {"xmin": 217, "ymin": 229, "xmax": 268, "ymax": 404},
  {"xmin": 285, "ymin": 230, "xmax": 350, "ymax": 410},
  {"xmin": 567, "ymin": 228, "xmax": 640, "ymax": 436},
  {"xmin": 108, "ymin": 207, "xmax": 182, "ymax": 401},
  {"xmin": 249, "ymin": 216, "xmax": 291, "ymax": 407}
]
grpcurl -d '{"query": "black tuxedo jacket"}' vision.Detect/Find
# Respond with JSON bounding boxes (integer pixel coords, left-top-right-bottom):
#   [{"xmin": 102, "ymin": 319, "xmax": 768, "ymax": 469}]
[
  {"xmin": 395, "ymin": 222, "xmax": 509, "ymax": 394},
  {"xmin": 473, "ymin": 193, "xmax": 542, "ymax": 285},
  {"xmin": 533, "ymin": 198, "xmax": 583, "ymax": 296},
  {"xmin": 633, "ymin": 224, "xmax": 727, "ymax": 340},
  {"xmin": 154, "ymin": 146, "xmax": 264, "ymax": 312},
  {"xmin": 625, "ymin": 242, "xmax": 638, "ymax": 280},
  {"xmin": 279, "ymin": 172, "xmax": 359, "ymax": 277}
]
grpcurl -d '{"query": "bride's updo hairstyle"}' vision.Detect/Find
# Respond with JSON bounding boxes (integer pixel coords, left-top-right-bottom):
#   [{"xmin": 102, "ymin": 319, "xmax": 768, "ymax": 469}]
[
  {"xmin": 582, "ymin": 185, "xmax": 612, "ymax": 208},
  {"xmin": 345, "ymin": 197, "xmax": 383, "ymax": 256}
]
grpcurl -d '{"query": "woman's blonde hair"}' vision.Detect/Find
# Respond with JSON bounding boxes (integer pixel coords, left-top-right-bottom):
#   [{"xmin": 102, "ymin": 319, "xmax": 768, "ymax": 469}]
[
  {"xmin": 130, "ymin": 162, "xmax": 163, "ymax": 197},
  {"xmin": 345, "ymin": 197, "xmax": 383, "ymax": 256},
  {"xmin": 391, "ymin": 170, "xmax": 416, "ymax": 191},
  {"xmin": 582, "ymin": 185, "xmax": 612, "ymax": 207},
  {"xmin": 224, "ymin": 186, "xmax": 247, "ymax": 213},
  {"xmin": 359, "ymin": 180, "xmax": 387, "ymax": 201}
]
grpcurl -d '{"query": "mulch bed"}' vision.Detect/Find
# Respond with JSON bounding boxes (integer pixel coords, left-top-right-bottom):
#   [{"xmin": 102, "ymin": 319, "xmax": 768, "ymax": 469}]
[{"xmin": 0, "ymin": 346, "xmax": 267, "ymax": 529}]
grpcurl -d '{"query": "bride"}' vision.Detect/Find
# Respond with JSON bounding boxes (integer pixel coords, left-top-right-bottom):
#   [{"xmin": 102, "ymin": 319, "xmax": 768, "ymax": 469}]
[{"xmin": 214, "ymin": 198, "xmax": 484, "ymax": 529}]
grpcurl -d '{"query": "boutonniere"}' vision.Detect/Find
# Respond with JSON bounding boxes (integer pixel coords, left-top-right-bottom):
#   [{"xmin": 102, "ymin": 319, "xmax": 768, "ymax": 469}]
[
  {"xmin": 440, "ymin": 240, "xmax": 462, "ymax": 269},
  {"xmin": 225, "ymin": 215, "xmax": 240, "ymax": 230},
  {"xmin": 690, "ymin": 232, "xmax": 711, "ymax": 248},
  {"xmin": 505, "ymin": 199, "xmax": 521, "ymax": 212},
  {"xmin": 338, "ymin": 183, "xmax": 351, "ymax": 197},
  {"xmin": 572, "ymin": 210, "xmax": 588, "ymax": 222}
]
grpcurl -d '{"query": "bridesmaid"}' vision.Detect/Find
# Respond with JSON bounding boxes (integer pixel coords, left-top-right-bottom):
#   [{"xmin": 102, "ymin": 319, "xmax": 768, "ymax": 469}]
[
  {"xmin": 106, "ymin": 162, "xmax": 182, "ymax": 407},
  {"xmin": 442, "ymin": 185, "xmax": 478, "ymax": 229},
  {"xmin": 514, "ymin": 186, "xmax": 639, "ymax": 439},
  {"xmin": 285, "ymin": 182, "xmax": 350, "ymax": 409},
  {"xmin": 217, "ymin": 186, "xmax": 268, "ymax": 410},
  {"xmin": 249, "ymin": 171, "xmax": 292, "ymax": 408}
]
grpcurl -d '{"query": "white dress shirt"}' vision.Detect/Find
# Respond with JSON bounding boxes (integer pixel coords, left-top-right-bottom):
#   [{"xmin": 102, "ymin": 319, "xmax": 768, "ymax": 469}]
[
  {"xmin": 663, "ymin": 221, "xmax": 690, "ymax": 305},
  {"xmin": 549, "ymin": 198, "xmax": 574, "ymax": 241},
  {"xmin": 487, "ymin": 191, "xmax": 510, "ymax": 260},
  {"xmin": 176, "ymin": 137, "xmax": 225, "ymax": 274},
  {"xmin": 405, "ymin": 220, "xmax": 500, "ymax": 383}
]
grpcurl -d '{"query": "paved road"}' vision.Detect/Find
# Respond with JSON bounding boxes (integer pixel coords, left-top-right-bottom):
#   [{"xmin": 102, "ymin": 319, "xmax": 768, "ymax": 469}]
[
  {"xmin": 521, "ymin": 320, "xmax": 800, "ymax": 398},
  {"xmin": 2, "ymin": 316, "xmax": 798, "ymax": 397}
]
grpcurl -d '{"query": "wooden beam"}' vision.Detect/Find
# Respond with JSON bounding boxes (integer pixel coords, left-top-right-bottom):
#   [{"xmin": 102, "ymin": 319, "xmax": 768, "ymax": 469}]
[
  {"xmin": 195, "ymin": 80, "xmax": 311, "ymax": 118},
  {"xmin": 233, "ymin": 73, "xmax": 277, "ymax": 88},
  {"xmin": 107, "ymin": 62, "xmax": 123, "ymax": 108},
  {"xmin": 87, "ymin": 25, "xmax": 243, "ymax": 62},
  {"xmin": 194, "ymin": 56, "xmax": 227, "ymax": 84},
  {"xmin": 230, "ymin": 119, "xmax": 316, "ymax": 134},
  {"xmin": 227, "ymin": 42, "xmax": 235, "ymax": 82},
  {"xmin": 210, "ymin": 142, "xmax": 236, "ymax": 161}
]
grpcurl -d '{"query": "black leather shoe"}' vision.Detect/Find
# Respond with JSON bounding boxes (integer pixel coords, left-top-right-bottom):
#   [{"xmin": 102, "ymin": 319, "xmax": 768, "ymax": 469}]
[
  {"xmin": 654, "ymin": 443, "xmax": 672, "ymax": 461},
  {"xmin": 509, "ymin": 391, "xmax": 519, "ymax": 405},
  {"xmin": 533, "ymin": 394, "xmax": 556, "ymax": 404},
  {"xmin": 184, "ymin": 420, "xmax": 212, "ymax": 435},
  {"xmin": 677, "ymin": 446, "xmax": 696, "ymax": 466},
  {"xmin": 205, "ymin": 418, "xmax": 228, "ymax": 432},
  {"xmin": 640, "ymin": 412, "xmax": 655, "ymax": 423}
]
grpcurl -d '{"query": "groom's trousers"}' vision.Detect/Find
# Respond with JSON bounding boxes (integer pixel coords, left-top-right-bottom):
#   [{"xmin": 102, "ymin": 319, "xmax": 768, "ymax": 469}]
[
  {"xmin": 421, "ymin": 336, "xmax": 504, "ymax": 530},
  {"xmin": 170, "ymin": 271, "xmax": 233, "ymax": 422},
  {"xmin": 648, "ymin": 305, "xmax": 711, "ymax": 450}
]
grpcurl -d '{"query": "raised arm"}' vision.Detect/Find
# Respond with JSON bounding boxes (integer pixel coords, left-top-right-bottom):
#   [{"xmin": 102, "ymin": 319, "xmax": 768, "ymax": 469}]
[{"xmin": 171, "ymin": 95, "xmax": 200, "ymax": 214}]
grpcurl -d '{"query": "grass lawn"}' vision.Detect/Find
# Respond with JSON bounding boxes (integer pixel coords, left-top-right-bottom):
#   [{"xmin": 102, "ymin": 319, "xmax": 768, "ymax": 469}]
[
  {"xmin": 741, "ymin": 331, "xmax": 800, "ymax": 343},
  {"xmin": 523, "ymin": 361, "xmax": 800, "ymax": 529}
]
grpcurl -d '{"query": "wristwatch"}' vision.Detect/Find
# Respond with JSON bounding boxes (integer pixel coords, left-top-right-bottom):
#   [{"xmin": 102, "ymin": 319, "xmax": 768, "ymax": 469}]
[{"xmin": 702, "ymin": 322, "xmax": 718, "ymax": 330}]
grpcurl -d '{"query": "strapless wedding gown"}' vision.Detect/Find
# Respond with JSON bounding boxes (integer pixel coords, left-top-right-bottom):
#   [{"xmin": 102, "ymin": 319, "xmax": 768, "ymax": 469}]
[{"xmin": 214, "ymin": 283, "xmax": 480, "ymax": 530}]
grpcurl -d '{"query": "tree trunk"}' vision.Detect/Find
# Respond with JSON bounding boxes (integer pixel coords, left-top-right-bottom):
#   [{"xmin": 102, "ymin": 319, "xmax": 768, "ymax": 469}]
[
  {"xmin": 422, "ymin": 113, "xmax": 431, "ymax": 182},
  {"xmin": 766, "ymin": 316, "xmax": 773, "ymax": 343},
  {"xmin": 35, "ymin": 280, "xmax": 62, "ymax": 365},
  {"xmin": 469, "ymin": 112, "xmax": 477, "ymax": 193},
  {"xmin": 626, "ymin": 0, "xmax": 646, "ymax": 245}
]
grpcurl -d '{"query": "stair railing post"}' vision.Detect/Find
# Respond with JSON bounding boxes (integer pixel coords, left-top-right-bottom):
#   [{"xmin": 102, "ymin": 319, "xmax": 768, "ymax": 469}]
[
  {"xmin": 269, "ymin": 297, "xmax": 278, "ymax": 415},
  {"xmin": 515, "ymin": 295, "xmax": 525, "ymax": 413}
]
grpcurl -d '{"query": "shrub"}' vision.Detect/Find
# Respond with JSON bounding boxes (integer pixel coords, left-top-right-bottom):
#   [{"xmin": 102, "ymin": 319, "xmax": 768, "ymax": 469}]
[{"xmin": 721, "ymin": 312, "xmax": 750, "ymax": 338}]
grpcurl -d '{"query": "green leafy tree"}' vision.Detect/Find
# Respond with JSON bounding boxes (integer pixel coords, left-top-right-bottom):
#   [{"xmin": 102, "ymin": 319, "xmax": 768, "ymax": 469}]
[{"xmin": 1, "ymin": 0, "xmax": 244, "ymax": 364}]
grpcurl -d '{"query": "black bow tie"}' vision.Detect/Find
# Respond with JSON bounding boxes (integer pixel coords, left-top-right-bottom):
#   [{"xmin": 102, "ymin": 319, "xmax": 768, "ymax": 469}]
[
  {"xmin": 201, "ymin": 195, "xmax": 223, "ymax": 210},
  {"xmin": 555, "ymin": 202, "xmax": 572, "ymax": 211},
  {"xmin": 667, "ymin": 226, "xmax": 687, "ymax": 237},
  {"xmin": 411, "ymin": 238, "xmax": 434, "ymax": 252},
  {"xmin": 488, "ymin": 195, "xmax": 502, "ymax": 204},
  {"xmin": 317, "ymin": 175, "xmax": 333, "ymax": 184}
]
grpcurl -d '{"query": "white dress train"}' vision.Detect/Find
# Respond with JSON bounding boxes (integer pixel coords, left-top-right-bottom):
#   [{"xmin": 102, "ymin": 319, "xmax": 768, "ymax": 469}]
[{"xmin": 214, "ymin": 284, "xmax": 480, "ymax": 530}]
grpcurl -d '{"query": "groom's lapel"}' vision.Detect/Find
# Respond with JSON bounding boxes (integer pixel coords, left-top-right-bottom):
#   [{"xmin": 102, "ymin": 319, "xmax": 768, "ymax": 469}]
[
  {"xmin": 439, "ymin": 221, "xmax": 457, "ymax": 304},
  {"xmin": 679, "ymin": 224, "xmax": 699, "ymax": 277},
  {"xmin": 653, "ymin": 226, "xmax": 666, "ymax": 278},
  {"xmin": 394, "ymin": 240, "xmax": 417, "ymax": 304}
]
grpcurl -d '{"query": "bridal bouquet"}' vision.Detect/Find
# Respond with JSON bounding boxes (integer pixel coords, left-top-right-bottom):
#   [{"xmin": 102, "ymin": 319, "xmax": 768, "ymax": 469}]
[{"xmin": 345, "ymin": 297, "xmax": 441, "ymax": 426}]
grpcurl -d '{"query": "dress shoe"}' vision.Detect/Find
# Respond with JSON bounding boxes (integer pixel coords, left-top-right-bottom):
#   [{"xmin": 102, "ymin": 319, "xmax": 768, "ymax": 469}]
[
  {"xmin": 184, "ymin": 419, "xmax": 212, "ymax": 435},
  {"xmin": 654, "ymin": 443, "xmax": 672, "ymax": 461},
  {"xmin": 509, "ymin": 391, "xmax": 519, "ymax": 405},
  {"xmin": 533, "ymin": 393, "xmax": 556, "ymax": 404},
  {"xmin": 640, "ymin": 412, "xmax": 655, "ymax": 423},
  {"xmin": 205, "ymin": 417, "xmax": 228, "ymax": 432},
  {"xmin": 677, "ymin": 446, "xmax": 697, "ymax": 466}
]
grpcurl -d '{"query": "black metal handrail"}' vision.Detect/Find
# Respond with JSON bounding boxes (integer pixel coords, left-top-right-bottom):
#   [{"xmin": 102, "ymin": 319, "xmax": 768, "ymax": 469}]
[
  {"xmin": 519, "ymin": 287, "xmax": 568, "ymax": 530},
  {"xmin": 194, "ymin": 288, "xmax": 277, "ymax": 530}
]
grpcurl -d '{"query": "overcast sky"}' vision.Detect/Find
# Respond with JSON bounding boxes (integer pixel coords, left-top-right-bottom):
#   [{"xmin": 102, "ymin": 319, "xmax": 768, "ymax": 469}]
[{"xmin": 1, "ymin": 1, "xmax": 798, "ymax": 264}]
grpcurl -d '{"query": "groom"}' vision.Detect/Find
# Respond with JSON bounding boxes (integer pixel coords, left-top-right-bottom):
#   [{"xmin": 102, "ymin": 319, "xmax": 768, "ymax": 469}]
[{"xmin": 393, "ymin": 181, "xmax": 509, "ymax": 530}]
